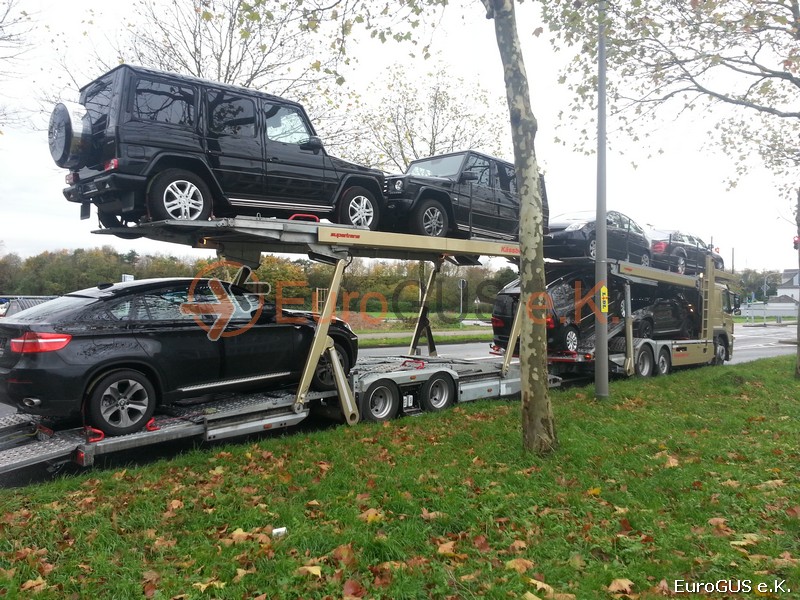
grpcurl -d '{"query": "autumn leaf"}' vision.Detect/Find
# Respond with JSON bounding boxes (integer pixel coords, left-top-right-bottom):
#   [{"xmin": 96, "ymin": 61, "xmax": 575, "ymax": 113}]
[
  {"xmin": 358, "ymin": 508, "xmax": 384, "ymax": 523},
  {"xmin": 167, "ymin": 499, "xmax": 184, "ymax": 511},
  {"xmin": 608, "ymin": 578, "xmax": 635, "ymax": 593},
  {"xmin": 528, "ymin": 578, "xmax": 555, "ymax": 596},
  {"xmin": 586, "ymin": 487, "xmax": 601, "ymax": 496},
  {"xmin": 505, "ymin": 557, "xmax": 534, "ymax": 574},
  {"xmin": 509, "ymin": 539, "xmax": 527, "ymax": 553},
  {"xmin": 523, "ymin": 593, "xmax": 544, "ymax": 600},
  {"xmin": 708, "ymin": 517, "xmax": 734, "ymax": 536},
  {"xmin": 20, "ymin": 577, "xmax": 47, "ymax": 593},
  {"xmin": 756, "ymin": 479, "xmax": 785, "ymax": 490},
  {"xmin": 142, "ymin": 570, "xmax": 160, "ymax": 598},
  {"xmin": 192, "ymin": 578, "xmax": 225, "ymax": 591},
  {"xmin": 472, "ymin": 535, "xmax": 491, "ymax": 552},
  {"xmin": 343, "ymin": 578, "xmax": 367, "ymax": 598},
  {"xmin": 332, "ymin": 544, "xmax": 357, "ymax": 569},
  {"xmin": 296, "ymin": 565, "xmax": 322, "ymax": 578},
  {"xmin": 421, "ymin": 507, "xmax": 445, "ymax": 521}
]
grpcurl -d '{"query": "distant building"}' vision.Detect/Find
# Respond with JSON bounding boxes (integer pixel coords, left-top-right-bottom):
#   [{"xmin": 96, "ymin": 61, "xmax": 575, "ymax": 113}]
[{"xmin": 776, "ymin": 269, "xmax": 800, "ymax": 301}]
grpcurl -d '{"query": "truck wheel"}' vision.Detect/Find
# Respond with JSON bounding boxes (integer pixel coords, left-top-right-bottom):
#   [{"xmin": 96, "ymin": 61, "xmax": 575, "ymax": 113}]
[
  {"xmin": 87, "ymin": 369, "xmax": 157, "ymax": 436},
  {"xmin": 656, "ymin": 348, "xmax": 671, "ymax": 376},
  {"xmin": 412, "ymin": 199, "xmax": 449, "ymax": 237},
  {"xmin": 360, "ymin": 380, "xmax": 400, "ymax": 423},
  {"xmin": 311, "ymin": 343, "xmax": 350, "ymax": 392},
  {"xmin": 48, "ymin": 102, "xmax": 92, "ymax": 169},
  {"xmin": 634, "ymin": 345, "xmax": 655, "ymax": 377},
  {"xmin": 561, "ymin": 325, "xmax": 579, "ymax": 352},
  {"xmin": 148, "ymin": 169, "xmax": 213, "ymax": 221},
  {"xmin": 420, "ymin": 373, "xmax": 455, "ymax": 412},
  {"xmin": 338, "ymin": 186, "xmax": 380, "ymax": 230},
  {"xmin": 711, "ymin": 336, "xmax": 726, "ymax": 365}
]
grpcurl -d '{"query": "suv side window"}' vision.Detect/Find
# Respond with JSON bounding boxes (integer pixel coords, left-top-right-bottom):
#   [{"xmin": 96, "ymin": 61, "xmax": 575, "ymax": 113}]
[
  {"xmin": 462, "ymin": 155, "xmax": 492, "ymax": 188},
  {"xmin": 133, "ymin": 78, "xmax": 195, "ymax": 127},
  {"xmin": 208, "ymin": 91, "xmax": 256, "ymax": 137},
  {"xmin": 263, "ymin": 103, "xmax": 312, "ymax": 144},
  {"xmin": 495, "ymin": 162, "xmax": 517, "ymax": 195}
]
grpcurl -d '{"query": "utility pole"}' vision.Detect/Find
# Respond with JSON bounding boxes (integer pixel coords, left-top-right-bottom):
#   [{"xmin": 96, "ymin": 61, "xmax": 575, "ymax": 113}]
[{"xmin": 594, "ymin": 0, "xmax": 609, "ymax": 398}]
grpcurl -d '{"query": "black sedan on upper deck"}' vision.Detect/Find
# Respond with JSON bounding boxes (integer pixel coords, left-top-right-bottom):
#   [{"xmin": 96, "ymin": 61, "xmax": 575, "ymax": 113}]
[
  {"xmin": 544, "ymin": 210, "xmax": 652, "ymax": 266},
  {"xmin": 0, "ymin": 279, "xmax": 357, "ymax": 436}
]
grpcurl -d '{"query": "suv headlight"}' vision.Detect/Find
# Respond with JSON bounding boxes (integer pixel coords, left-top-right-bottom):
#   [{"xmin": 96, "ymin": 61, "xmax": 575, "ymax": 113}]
[{"xmin": 391, "ymin": 179, "xmax": 404, "ymax": 192}]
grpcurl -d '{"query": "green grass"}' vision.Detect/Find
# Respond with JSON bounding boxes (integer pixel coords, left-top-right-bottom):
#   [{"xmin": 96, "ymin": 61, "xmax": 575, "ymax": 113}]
[{"xmin": 1, "ymin": 357, "xmax": 799, "ymax": 598}]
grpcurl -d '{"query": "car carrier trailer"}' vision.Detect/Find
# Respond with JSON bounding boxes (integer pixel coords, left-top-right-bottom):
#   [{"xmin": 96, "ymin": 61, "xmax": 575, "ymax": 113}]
[
  {"xmin": 0, "ymin": 218, "xmax": 559, "ymax": 476},
  {"xmin": 497, "ymin": 255, "xmax": 739, "ymax": 378}
]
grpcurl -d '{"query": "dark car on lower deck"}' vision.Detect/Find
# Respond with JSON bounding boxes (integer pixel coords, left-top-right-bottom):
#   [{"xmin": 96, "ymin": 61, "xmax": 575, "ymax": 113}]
[{"xmin": 0, "ymin": 278, "xmax": 357, "ymax": 436}]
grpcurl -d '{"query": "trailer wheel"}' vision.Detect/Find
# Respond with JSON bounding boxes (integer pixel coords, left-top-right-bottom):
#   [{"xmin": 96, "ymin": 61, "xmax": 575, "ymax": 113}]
[
  {"xmin": 360, "ymin": 380, "xmax": 400, "ymax": 423},
  {"xmin": 656, "ymin": 348, "xmax": 671, "ymax": 376},
  {"xmin": 711, "ymin": 336, "xmax": 726, "ymax": 366},
  {"xmin": 420, "ymin": 373, "xmax": 455, "ymax": 412},
  {"xmin": 98, "ymin": 212, "xmax": 145, "ymax": 240},
  {"xmin": 87, "ymin": 369, "xmax": 157, "ymax": 436},
  {"xmin": 634, "ymin": 345, "xmax": 655, "ymax": 377}
]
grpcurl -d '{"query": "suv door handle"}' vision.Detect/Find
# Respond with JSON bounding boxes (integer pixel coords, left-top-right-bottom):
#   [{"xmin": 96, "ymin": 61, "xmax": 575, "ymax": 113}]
[
  {"xmin": 207, "ymin": 149, "xmax": 222, "ymax": 156},
  {"xmin": 268, "ymin": 156, "xmax": 280, "ymax": 162}
]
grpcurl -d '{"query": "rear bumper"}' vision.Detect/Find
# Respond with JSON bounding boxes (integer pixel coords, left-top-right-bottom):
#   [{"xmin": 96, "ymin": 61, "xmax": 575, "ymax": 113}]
[
  {"xmin": 543, "ymin": 232, "xmax": 588, "ymax": 258},
  {"xmin": 63, "ymin": 172, "xmax": 147, "ymax": 214}
]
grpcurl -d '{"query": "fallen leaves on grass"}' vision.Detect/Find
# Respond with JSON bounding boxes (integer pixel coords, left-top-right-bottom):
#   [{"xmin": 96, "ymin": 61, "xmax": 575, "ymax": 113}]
[
  {"xmin": 358, "ymin": 508, "xmax": 384, "ymax": 523},
  {"xmin": 505, "ymin": 557, "xmax": 534, "ymax": 574},
  {"xmin": 607, "ymin": 578, "xmax": 635, "ymax": 594}
]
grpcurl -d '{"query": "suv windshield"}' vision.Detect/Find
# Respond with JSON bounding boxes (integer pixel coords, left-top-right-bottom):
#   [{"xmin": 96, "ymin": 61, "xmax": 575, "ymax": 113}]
[{"xmin": 407, "ymin": 153, "xmax": 466, "ymax": 178}]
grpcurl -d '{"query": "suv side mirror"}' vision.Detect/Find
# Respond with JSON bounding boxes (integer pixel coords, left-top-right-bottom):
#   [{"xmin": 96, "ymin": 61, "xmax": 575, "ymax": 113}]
[
  {"xmin": 459, "ymin": 171, "xmax": 478, "ymax": 183},
  {"xmin": 300, "ymin": 136, "xmax": 323, "ymax": 151}
]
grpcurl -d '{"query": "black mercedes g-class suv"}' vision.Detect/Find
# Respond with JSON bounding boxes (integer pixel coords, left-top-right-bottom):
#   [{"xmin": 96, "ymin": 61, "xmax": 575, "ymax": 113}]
[
  {"xmin": 383, "ymin": 150, "xmax": 549, "ymax": 241},
  {"xmin": 48, "ymin": 65, "xmax": 385, "ymax": 236}
]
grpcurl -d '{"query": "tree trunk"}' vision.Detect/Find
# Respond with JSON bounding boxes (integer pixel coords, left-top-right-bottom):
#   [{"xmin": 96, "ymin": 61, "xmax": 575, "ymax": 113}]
[{"xmin": 483, "ymin": 0, "xmax": 557, "ymax": 454}]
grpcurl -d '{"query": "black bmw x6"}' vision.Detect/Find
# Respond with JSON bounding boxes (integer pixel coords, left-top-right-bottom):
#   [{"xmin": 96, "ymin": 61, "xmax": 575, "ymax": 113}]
[{"xmin": 0, "ymin": 278, "xmax": 357, "ymax": 436}]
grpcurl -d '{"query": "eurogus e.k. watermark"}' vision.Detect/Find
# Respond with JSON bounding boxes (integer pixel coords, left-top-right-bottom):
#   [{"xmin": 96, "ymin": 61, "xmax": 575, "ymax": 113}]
[
  {"xmin": 180, "ymin": 260, "xmax": 617, "ymax": 341},
  {"xmin": 180, "ymin": 260, "xmax": 265, "ymax": 342}
]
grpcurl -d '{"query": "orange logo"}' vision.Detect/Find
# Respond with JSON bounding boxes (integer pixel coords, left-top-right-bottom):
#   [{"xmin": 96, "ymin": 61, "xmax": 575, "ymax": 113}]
[{"xmin": 180, "ymin": 260, "xmax": 264, "ymax": 341}]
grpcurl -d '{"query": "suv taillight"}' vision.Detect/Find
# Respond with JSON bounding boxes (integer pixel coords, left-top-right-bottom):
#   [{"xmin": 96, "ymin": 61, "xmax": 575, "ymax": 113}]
[
  {"xmin": 546, "ymin": 315, "xmax": 555, "ymax": 329},
  {"xmin": 652, "ymin": 241, "xmax": 668, "ymax": 253},
  {"xmin": 65, "ymin": 172, "xmax": 79, "ymax": 185},
  {"xmin": 104, "ymin": 158, "xmax": 119, "ymax": 171},
  {"xmin": 491, "ymin": 316, "xmax": 504, "ymax": 328},
  {"xmin": 10, "ymin": 332, "xmax": 72, "ymax": 354}
]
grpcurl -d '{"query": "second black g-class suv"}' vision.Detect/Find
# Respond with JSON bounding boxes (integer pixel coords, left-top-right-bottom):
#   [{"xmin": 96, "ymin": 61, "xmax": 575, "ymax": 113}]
[
  {"xmin": 383, "ymin": 150, "xmax": 549, "ymax": 241},
  {"xmin": 48, "ymin": 65, "xmax": 385, "ymax": 237}
]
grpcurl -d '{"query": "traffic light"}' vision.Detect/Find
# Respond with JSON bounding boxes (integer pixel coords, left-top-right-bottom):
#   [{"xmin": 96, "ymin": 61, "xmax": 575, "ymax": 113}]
[{"xmin": 794, "ymin": 236, "xmax": 799, "ymax": 250}]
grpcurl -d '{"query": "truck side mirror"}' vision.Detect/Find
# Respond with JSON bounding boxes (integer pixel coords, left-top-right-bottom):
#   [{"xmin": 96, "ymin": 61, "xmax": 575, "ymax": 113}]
[
  {"xmin": 459, "ymin": 171, "xmax": 478, "ymax": 183},
  {"xmin": 300, "ymin": 136, "xmax": 323, "ymax": 151}
]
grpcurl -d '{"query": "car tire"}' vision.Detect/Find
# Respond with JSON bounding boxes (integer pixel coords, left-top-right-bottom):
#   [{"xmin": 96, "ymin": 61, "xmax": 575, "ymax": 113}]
[
  {"xmin": 634, "ymin": 345, "xmax": 655, "ymax": 377},
  {"xmin": 638, "ymin": 319, "xmax": 654, "ymax": 339},
  {"xmin": 337, "ymin": 186, "xmax": 380, "ymax": 230},
  {"xmin": 671, "ymin": 251, "xmax": 686, "ymax": 274},
  {"xmin": 586, "ymin": 236, "xmax": 597, "ymax": 260},
  {"xmin": 148, "ymin": 169, "xmax": 213, "ymax": 221},
  {"xmin": 640, "ymin": 252, "xmax": 651, "ymax": 268},
  {"xmin": 87, "ymin": 369, "xmax": 157, "ymax": 436},
  {"xmin": 656, "ymin": 348, "xmax": 671, "ymax": 376},
  {"xmin": 48, "ymin": 102, "xmax": 93, "ymax": 169},
  {"xmin": 561, "ymin": 325, "xmax": 579, "ymax": 352},
  {"xmin": 360, "ymin": 380, "xmax": 400, "ymax": 423},
  {"xmin": 419, "ymin": 373, "xmax": 455, "ymax": 412},
  {"xmin": 98, "ymin": 212, "xmax": 145, "ymax": 240},
  {"xmin": 412, "ymin": 199, "xmax": 449, "ymax": 237},
  {"xmin": 311, "ymin": 343, "xmax": 350, "ymax": 392}
]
